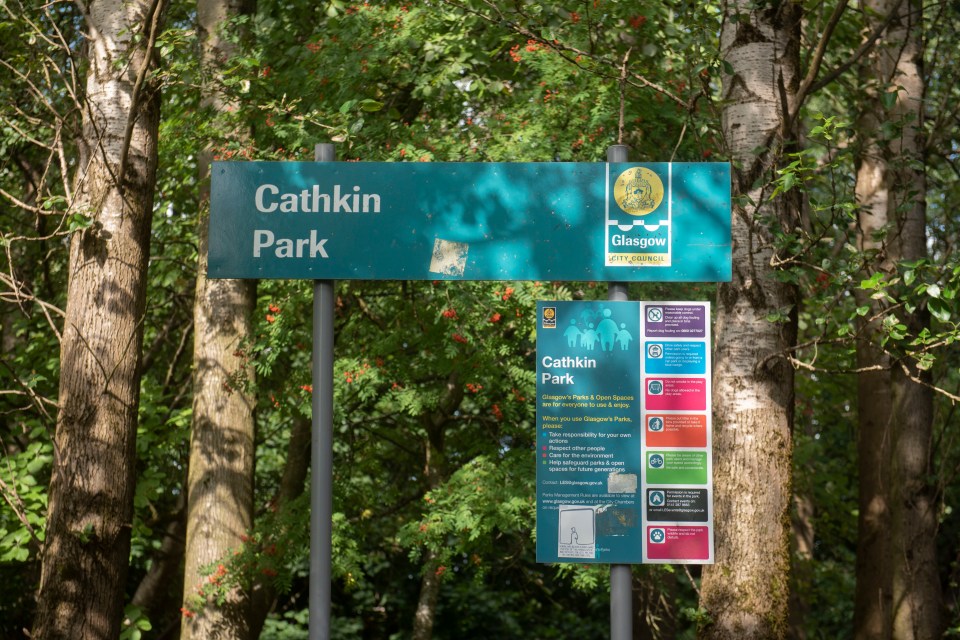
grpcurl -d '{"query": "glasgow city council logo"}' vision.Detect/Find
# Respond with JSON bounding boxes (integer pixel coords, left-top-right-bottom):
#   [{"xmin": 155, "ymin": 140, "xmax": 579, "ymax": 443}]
[
  {"xmin": 541, "ymin": 306, "xmax": 557, "ymax": 329},
  {"xmin": 606, "ymin": 165, "xmax": 672, "ymax": 268},
  {"xmin": 614, "ymin": 167, "xmax": 664, "ymax": 216}
]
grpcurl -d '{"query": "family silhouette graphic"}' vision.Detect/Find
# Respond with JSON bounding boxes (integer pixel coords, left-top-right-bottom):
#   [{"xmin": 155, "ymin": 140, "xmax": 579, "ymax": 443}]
[{"xmin": 562, "ymin": 306, "xmax": 634, "ymax": 353}]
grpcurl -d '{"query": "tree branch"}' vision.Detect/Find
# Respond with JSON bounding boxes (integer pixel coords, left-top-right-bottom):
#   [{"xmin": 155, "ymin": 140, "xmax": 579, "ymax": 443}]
[
  {"xmin": 789, "ymin": 0, "xmax": 849, "ymax": 127},
  {"xmin": 804, "ymin": 0, "xmax": 905, "ymax": 97},
  {"xmin": 118, "ymin": 0, "xmax": 166, "ymax": 191}
]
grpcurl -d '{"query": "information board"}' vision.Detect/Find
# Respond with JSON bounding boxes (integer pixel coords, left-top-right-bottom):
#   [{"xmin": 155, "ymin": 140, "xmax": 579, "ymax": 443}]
[
  {"xmin": 208, "ymin": 162, "xmax": 730, "ymax": 282},
  {"xmin": 536, "ymin": 300, "xmax": 713, "ymax": 565}
]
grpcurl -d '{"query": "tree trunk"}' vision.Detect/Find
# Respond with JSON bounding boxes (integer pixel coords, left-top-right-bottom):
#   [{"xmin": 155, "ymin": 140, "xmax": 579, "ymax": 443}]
[
  {"xmin": 698, "ymin": 1, "xmax": 801, "ymax": 638},
  {"xmin": 180, "ymin": 0, "xmax": 257, "ymax": 637},
  {"xmin": 852, "ymin": 52, "xmax": 894, "ymax": 638},
  {"xmin": 788, "ymin": 493, "xmax": 814, "ymax": 640},
  {"xmin": 180, "ymin": 173, "xmax": 256, "ymax": 640},
  {"xmin": 854, "ymin": 1, "xmax": 941, "ymax": 638},
  {"xmin": 411, "ymin": 434, "xmax": 444, "ymax": 640},
  {"xmin": 132, "ymin": 498, "xmax": 187, "ymax": 618},
  {"xmin": 853, "ymin": 363, "xmax": 892, "ymax": 640},
  {"xmin": 412, "ymin": 549, "xmax": 443, "ymax": 640},
  {"xmin": 410, "ymin": 374, "xmax": 462, "ymax": 640},
  {"xmin": 249, "ymin": 414, "xmax": 312, "ymax": 637},
  {"xmin": 31, "ymin": 0, "xmax": 164, "ymax": 637},
  {"xmin": 882, "ymin": 2, "xmax": 941, "ymax": 637}
]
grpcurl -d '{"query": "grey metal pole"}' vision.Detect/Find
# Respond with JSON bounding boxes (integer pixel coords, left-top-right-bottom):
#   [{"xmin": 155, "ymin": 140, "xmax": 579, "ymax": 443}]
[
  {"xmin": 311, "ymin": 142, "xmax": 336, "ymax": 640},
  {"xmin": 606, "ymin": 143, "xmax": 633, "ymax": 640}
]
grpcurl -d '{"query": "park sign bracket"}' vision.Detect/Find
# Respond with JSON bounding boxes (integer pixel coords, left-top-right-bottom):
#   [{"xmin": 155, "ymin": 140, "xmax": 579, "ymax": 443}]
[{"xmin": 209, "ymin": 161, "xmax": 731, "ymax": 282}]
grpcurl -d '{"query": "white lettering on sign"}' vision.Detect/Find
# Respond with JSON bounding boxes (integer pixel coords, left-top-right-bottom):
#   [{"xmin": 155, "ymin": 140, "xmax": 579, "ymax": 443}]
[
  {"xmin": 542, "ymin": 372, "xmax": 575, "ymax": 384},
  {"xmin": 253, "ymin": 230, "xmax": 329, "ymax": 258},
  {"xmin": 541, "ymin": 356, "xmax": 597, "ymax": 369},
  {"xmin": 539, "ymin": 356, "xmax": 597, "ymax": 385},
  {"xmin": 254, "ymin": 184, "xmax": 381, "ymax": 214},
  {"xmin": 611, "ymin": 235, "xmax": 667, "ymax": 248}
]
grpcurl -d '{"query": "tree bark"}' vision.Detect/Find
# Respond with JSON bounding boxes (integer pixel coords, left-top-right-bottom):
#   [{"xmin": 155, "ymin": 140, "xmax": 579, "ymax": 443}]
[
  {"xmin": 249, "ymin": 414, "xmax": 312, "ymax": 637},
  {"xmin": 788, "ymin": 492, "xmax": 814, "ymax": 640},
  {"xmin": 410, "ymin": 374, "xmax": 462, "ymax": 640},
  {"xmin": 852, "ymin": 54, "xmax": 894, "ymax": 638},
  {"xmin": 180, "ymin": 0, "xmax": 257, "ymax": 637},
  {"xmin": 31, "ymin": 0, "xmax": 164, "ymax": 637},
  {"xmin": 853, "ymin": 368, "xmax": 892, "ymax": 640},
  {"xmin": 132, "ymin": 498, "xmax": 187, "ymax": 617},
  {"xmin": 698, "ymin": 1, "xmax": 801, "ymax": 638},
  {"xmin": 853, "ymin": 45, "xmax": 893, "ymax": 640},
  {"xmin": 882, "ymin": 2, "xmax": 941, "ymax": 637},
  {"xmin": 412, "ymin": 549, "xmax": 443, "ymax": 640},
  {"xmin": 411, "ymin": 434, "xmax": 444, "ymax": 640},
  {"xmin": 853, "ymin": 1, "xmax": 941, "ymax": 638},
  {"xmin": 180, "ymin": 179, "xmax": 256, "ymax": 640}
]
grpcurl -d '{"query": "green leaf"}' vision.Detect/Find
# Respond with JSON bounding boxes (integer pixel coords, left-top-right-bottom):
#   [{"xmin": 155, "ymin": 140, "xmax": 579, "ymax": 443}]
[
  {"xmin": 782, "ymin": 172, "xmax": 796, "ymax": 192},
  {"xmin": 880, "ymin": 87, "xmax": 898, "ymax": 110},
  {"xmin": 860, "ymin": 273, "xmax": 884, "ymax": 290},
  {"xmin": 915, "ymin": 354, "xmax": 934, "ymax": 370},
  {"xmin": 928, "ymin": 298, "xmax": 951, "ymax": 323},
  {"xmin": 68, "ymin": 213, "xmax": 92, "ymax": 231}
]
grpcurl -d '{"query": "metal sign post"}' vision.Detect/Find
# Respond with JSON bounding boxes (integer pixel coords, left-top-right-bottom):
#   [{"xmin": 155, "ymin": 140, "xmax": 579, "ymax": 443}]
[
  {"xmin": 310, "ymin": 143, "xmax": 335, "ymax": 640},
  {"xmin": 606, "ymin": 145, "xmax": 633, "ymax": 640}
]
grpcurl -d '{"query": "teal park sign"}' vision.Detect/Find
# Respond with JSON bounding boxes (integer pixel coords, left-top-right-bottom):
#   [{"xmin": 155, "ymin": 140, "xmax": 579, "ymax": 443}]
[{"xmin": 208, "ymin": 161, "xmax": 731, "ymax": 281}]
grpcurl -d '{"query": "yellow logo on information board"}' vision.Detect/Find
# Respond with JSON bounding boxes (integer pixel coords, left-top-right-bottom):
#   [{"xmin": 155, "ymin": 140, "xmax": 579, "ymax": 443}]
[
  {"xmin": 542, "ymin": 306, "xmax": 557, "ymax": 329},
  {"xmin": 614, "ymin": 167, "xmax": 664, "ymax": 216}
]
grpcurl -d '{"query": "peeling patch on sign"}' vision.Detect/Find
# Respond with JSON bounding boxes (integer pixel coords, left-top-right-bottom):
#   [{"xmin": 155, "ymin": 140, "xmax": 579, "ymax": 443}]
[
  {"xmin": 607, "ymin": 472, "xmax": 637, "ymax": 494},
  {"xmin": 429, "ymin": 238, "xmax": 468, "ymax": 276}
]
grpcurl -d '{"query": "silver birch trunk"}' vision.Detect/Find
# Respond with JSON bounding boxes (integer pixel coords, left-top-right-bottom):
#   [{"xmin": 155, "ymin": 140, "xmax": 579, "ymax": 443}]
[
  {"xmin": 698, "ymin": 1, "xmax": 801, "ymax": 637},
  {"xmin": 32, "ymin": 0, "xmax": 164, "ymax": 637}
]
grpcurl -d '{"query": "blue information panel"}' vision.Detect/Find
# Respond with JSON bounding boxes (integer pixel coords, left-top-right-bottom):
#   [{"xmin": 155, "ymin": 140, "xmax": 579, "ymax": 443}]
[
  {"xmin": 536, "ymin": 300, "xmax": 714, "ymax": 565},
  {"xmin": 536, "ymin": 301, "xmax": 644, "ymax": 563},
  {"xmin": 208, "ymin": 162, "xmax": 730, "ymax": 281}
]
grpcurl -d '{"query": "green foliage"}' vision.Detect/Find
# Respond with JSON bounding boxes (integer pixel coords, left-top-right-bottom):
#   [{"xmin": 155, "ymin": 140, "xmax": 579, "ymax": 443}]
[
  {"xmin": 396, "ymin": 453, "xmax": 535, "ymax": 569},
  {"xmin": 0, "ymin": 429, "xmax": 49, "ymax": 561},
  {"xmin": 120, "ymin": 605, "xmax": 153, "ymax": 640},
  {"xmin": 1, "ymin": 0, "xmax": 959, "ymax": 637}
]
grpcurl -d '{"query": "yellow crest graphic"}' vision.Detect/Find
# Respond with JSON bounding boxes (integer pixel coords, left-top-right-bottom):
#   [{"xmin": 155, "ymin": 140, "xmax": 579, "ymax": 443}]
[
  {"xmin": 614, "ymin": 167, "xmax": 664, "ymax": 216},
  {"xmin": 541, "ymin": 306, "xmax": 557, "ymax": 328}
]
